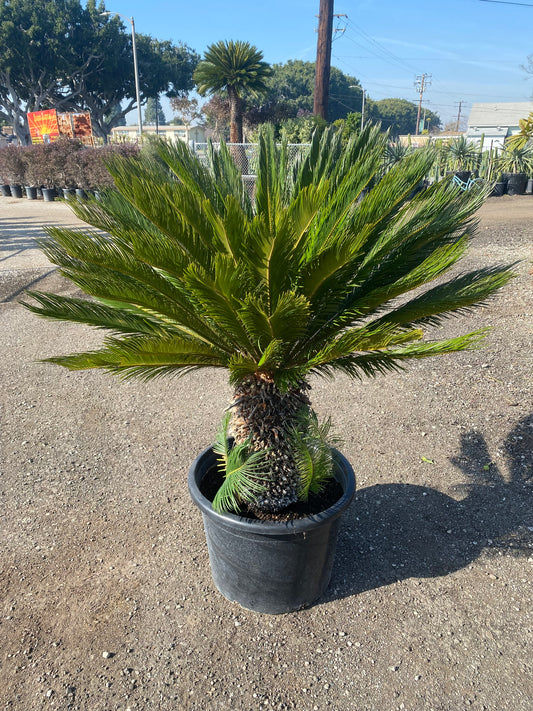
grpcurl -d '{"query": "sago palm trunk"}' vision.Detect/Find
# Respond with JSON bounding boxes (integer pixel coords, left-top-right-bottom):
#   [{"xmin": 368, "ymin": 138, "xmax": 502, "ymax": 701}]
[
  {"xmin": 229, "ymin": 374, "xmax": 311, "ymax": 512},
  {"xmin": 228, "ymin": 86, "xmax": 243, "ymax": 144}
]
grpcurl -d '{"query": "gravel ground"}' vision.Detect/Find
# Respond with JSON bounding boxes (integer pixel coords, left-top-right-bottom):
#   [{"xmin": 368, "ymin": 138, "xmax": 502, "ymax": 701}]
[{"xmin": 1, "ymin": 194, "xmax": 532, "ymax": 711}]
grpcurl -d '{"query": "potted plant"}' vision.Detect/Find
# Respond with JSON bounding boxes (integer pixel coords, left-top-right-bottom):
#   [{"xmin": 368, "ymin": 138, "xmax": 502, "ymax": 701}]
[
  {"xmin": 495, "ymin": 142, "xmax": 533, "ymax": 195},
  {"xmin": 0, "ymin": 147, "xmax": 12, "ymax": 196},
  {"xmin": 23, "ymin": 126, "xmax": 513, "ymax": 614},
  {"xmin": 28, "ymin": 142, "xmax": 60, "ymax": 201},
  {"xmin": 2, "ymin": 144, "xmax": 25, "ymax": 197},
  {"xmin": 21, "ymin": 145, "xmax": 41, "ymax": 199},
  {"xmin": 444, "ymin": 136, "xmax": 479, "ymax": 182}
]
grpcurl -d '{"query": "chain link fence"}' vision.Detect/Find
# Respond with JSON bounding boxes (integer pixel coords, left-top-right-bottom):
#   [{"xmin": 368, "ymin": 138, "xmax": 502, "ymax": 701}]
[{"xmin": 191, "ymin": 142, "xmax": 312, "ymax": 198}]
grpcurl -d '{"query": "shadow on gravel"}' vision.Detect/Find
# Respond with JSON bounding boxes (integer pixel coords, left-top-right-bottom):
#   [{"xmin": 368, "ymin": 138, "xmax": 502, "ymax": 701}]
[
  {"xmin": 0, "ymin": 268, "xmax": 57, "ymax": 302},
  {"xmin": 326, "ymin": 414, "xmax": 533, "ymax": 601}
]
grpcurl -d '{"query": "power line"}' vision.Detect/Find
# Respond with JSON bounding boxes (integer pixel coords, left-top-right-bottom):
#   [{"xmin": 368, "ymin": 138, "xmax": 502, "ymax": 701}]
[
  {"xmin": 480, "ymin": 0, "xmax": 533, "ymax": 6},
  {"xmin": 342, "ymin": 19, "xmax": 418, "ymax": 76}
]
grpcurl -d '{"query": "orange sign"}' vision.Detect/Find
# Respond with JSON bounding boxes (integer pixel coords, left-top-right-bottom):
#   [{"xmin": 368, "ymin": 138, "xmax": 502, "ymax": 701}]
[
  {"xmin": 27, "ymin": 110, "xmax": 94, "ymax": 145},
  {"xmin": 27, "ymin": 109, "xmax": 60, "ymax": 143}
]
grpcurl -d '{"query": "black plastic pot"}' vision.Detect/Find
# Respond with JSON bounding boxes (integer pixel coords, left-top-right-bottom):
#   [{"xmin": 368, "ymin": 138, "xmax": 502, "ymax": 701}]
[
  {"xmin": 25, "ymin": 186, "xmax": 38, "ymax": 200},
  {"xmin": 506, "ymin": 172, "xmax": 528, "ymax": 196},
  {"xmin": 9, "ymin": 184, "xmax": 23, "ymax": 198},
  {"xmin": 490, "ymin": 182, "xmax": 506, "ymax": 197},
  {"xmin": 62, "ymin": 188, "xmax": 76, "ymax": 199},
  {"xmin": 454, "ymin": 170, "xmax": 472, "ymax": 183},
  {"xmin": 188, "ymin": 445, "xmax": 356, "ymax": 614},
  {"xmin": 42, "ymin": 188, "xmax": 56, "ymax": 202},
  {"xmin": 0, "ymin": 184, "xmax": 11, "ymax": 197}
]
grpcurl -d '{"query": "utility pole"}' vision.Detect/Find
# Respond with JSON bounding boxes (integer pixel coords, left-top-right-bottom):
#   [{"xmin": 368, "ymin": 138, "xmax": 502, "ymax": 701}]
[
  {"xmin": 455, "ymin": 100, "xmax": 463, "ymax": 132},
  {"xmin": 414, "ymin": 73, "xmax": 431, "ymax": 135},
  {"xmin": 314, "ymin": 0, "xmax": 334, "ymax": 119}
]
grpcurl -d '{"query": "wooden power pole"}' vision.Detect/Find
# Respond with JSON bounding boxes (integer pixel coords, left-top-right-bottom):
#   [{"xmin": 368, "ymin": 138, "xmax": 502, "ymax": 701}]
[
  {"xmin": 314, "ymin": 0, "xmax": 334, "ymax": 119},
  {"xmin": 414, "ymin": 73, "xmax": 431, "ymax": 135}
]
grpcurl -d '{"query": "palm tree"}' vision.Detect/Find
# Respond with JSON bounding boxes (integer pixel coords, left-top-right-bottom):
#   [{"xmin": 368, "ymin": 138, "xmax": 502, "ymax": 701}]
[
  {"xmin": 23, "ymin": 126, "xmax": 513, "ymax": 515},
  {"xmin": 193, "ymin": 40, "xmax": 271, "ymax": 144}
]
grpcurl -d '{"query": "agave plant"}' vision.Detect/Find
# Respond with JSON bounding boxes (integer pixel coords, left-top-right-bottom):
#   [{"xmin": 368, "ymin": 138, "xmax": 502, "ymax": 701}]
[
  {"xmin": 23, "ymin": 126, "xmax": 512, "ymax": 515},
  {"xmin": 383, "ymin": 140, "xmax": 412, "ymax": 171},
  {"xmin": 495, "ymin": 142, "xmax": 533, "ymax": 175},
  {"xmin": 445, "ymin": 136, "xmax": 479, "ymax": 173}
]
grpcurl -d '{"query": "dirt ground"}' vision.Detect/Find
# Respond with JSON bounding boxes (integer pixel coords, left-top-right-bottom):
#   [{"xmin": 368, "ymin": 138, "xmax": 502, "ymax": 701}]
[{"xmin": 1, "ymin": 194, "xmax": 532, "ymax": 711}]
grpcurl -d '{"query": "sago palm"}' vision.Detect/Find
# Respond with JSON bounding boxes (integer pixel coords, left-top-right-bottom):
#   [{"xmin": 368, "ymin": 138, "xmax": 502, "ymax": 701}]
[
  {"xmin": 23, "ymin": 126, "xmax": 513, "ymax": 514},
  {"xmin": 194, "ymin": 40, "xmax": 271, "ymax": 143}
]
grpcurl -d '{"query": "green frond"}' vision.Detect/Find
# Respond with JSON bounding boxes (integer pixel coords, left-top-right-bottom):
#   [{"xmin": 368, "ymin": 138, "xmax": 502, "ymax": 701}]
[
  {"xmin": 183, "ymin": 264, "xmax": 259, "ymax": 356},
  {"xmin": 381, "ymin": 265, "xmax": 515, "ymax": 329},
  {"xmin": 290, "ymin": 410, "xmax": 341, "ymax": 502},
  {"xmin": 312, "ymin": 329, "xmax": 490, "ymax": 381},
  {"xmin": 306, "ymin": 324, "xmax": 424, "ymax": 368},
  {"xmin": 43, "ymin": 334, "xmax": 227, "ymax": 380},
  {"xmin": 25, "ymin": 127, "xmax": 513, "ymax": 391},
  {"xmin": 237, "ymin": 292, "xmax": 310, "ymax": 351},
  {"xmin": 21, "ymin": 292, "xmax": 170, "ymax": 336},
  {"xmin": 212, "ymin": 413, "xmax": 269, "ymax": 513},
  {"xmin": 208, "ymin": 140, "xmax": 253, "ymax": 214},
  {"xmin": 194, "ymin": 40, "xmax": 271, "ymax": 97}
]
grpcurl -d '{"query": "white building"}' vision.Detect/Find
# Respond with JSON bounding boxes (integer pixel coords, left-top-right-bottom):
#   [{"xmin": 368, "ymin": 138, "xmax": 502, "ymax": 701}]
[
  {"xmin": 110, "ymin": 123, "xmax": 206, "ymax": 145},
  {"xmin": 467, "ymin": 102, "xmax": 533, "ymax": 151}
]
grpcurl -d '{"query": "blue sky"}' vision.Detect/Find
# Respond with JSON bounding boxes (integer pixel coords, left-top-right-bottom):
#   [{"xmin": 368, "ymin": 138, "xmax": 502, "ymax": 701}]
[{"xmin": 101, "ymin": 0, "xmax": 533, "ymax": 127}]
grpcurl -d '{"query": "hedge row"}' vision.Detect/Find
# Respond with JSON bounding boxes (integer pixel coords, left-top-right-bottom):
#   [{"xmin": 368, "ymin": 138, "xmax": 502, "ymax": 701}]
[{"xmin": 0, "ymin": 139, "xmax": 139, "ymax": 191}]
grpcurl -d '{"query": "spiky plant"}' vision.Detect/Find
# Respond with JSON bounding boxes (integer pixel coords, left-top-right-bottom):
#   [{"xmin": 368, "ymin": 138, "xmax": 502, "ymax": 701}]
[
  {"xmin": 445, "ymin": 136, "xmax": 480, "ymax": 173},
  {"xmin": 23, "ymin": 125, "xmax": 513, "ymax": 514}
]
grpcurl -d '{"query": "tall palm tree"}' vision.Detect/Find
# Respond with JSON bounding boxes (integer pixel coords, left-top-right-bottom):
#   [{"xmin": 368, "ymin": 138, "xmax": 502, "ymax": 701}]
[
  {"xmin": 24, "ymin": 126, "xmax": 513, "ymax": 514},
  {"xmin": 194, "ymin": 40, "xmax": 271, "ymax": 144}
]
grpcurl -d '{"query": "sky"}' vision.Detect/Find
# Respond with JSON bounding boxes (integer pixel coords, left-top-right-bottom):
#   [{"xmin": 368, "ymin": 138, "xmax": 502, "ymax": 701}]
[{"xmin": 100, "ymin": 0, "xmax": 533, "ymax": 128}]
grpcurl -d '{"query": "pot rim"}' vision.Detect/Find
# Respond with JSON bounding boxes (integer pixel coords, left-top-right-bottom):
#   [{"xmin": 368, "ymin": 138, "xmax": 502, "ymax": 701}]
[{"xmin": 188, "ymin": 445, "xmax": 356, "ymax": 535}]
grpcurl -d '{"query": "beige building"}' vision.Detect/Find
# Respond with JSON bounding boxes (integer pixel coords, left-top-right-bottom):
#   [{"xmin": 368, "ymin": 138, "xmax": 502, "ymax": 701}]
[{"xmin": 110, "ymin": 123, "xmax": 206, "ymax": 144}]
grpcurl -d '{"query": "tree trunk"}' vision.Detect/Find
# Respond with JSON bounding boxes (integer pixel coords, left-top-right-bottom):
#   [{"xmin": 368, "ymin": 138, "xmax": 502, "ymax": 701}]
[
  {"xmin": 228, "ymin": 85, "xmax": 243, "ymax": 144},
  {"xmin": 227, "ymin": 86, "xmax": 250, "ymax": 174},
  {"xmin": 229, "ymin": 373, "xmax": 311, "ymax": 513}
]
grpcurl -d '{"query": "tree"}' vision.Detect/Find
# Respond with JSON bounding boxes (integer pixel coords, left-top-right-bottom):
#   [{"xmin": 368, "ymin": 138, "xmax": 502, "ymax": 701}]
[
  {"xmin": 25, "ymin": 126, "xmax": 512, "ymax": 514},
  {"xmin": 144, "ymin": 97, "xmax": 166, "ymax": 125},
  {"xmin": 250, "ymin": 60, "xmax": 362, "ymax": 125},
  {"xmin": 194, "ymin": 40, "xmax": 271, "ymax": 143},
  {"xmin": 105, "ymin": 103, "xmax": 127, "ymax": 128},
  {"xmin": 0, "ymin": 0, "xmax": 198, "ymax": 143},
  {"xmin": 371, "ymin": 98, "xmax": 441, "ymax": 136},
  {"xmin": 170, "ymin": 96, "xmax": 205, "ymax": 126},
  {"xmin": 0, "ymin": 0, "xmax": 93, "ymax": 143},
  {"xmin": 202, "ymin": 96, "xmax": 231, "ymax": 140},
  {"xmin": 67, "ymin": 10, "xmax": 199, "ymax": 140}
]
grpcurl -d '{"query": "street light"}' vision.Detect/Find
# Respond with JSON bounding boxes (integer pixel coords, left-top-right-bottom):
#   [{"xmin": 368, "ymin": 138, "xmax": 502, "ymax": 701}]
[{"xmin": 101, "ymin": 10, "xmax": 143, "ymax": 136}]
